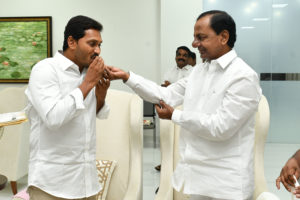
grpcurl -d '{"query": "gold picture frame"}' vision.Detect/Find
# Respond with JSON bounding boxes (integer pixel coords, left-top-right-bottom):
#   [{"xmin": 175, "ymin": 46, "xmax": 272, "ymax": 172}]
[{"xmin": 0, "ymin": 16, "xmax": 52, "ymax": 83}]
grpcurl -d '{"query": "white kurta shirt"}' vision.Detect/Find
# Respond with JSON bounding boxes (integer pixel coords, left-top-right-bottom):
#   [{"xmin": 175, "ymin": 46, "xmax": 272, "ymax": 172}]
[
  {"xmin": 163, "ymin": 65, "xmax": 193, "ymax": 84},
  {"xmin": 25, "ymin": 51, "xmax": 110, "ymax": 199},
  {"xmin": 126, "ymin": 49, "xmax": 261, "ymax": 200}
]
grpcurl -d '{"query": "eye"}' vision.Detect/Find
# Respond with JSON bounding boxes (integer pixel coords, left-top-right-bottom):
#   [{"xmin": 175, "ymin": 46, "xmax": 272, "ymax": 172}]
[
  {"xmin": 88, "ymin": 41, "xmax": 100, "ymax": 48},
  {"xmin": 200, "ymin": 35, "xmax": 208, "ymax": 41},
  {"xmin": 89, "ymin": 42, "xmax": 96, "ymax": 47}
]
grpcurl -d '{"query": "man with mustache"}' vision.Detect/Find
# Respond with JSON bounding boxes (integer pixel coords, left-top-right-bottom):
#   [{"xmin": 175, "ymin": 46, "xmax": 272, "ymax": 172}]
[
  {"xmin": 108, "ymin": 10, "xmax": 261, "ymax": 200},
  {"xmin": 161, "ymin": 46, "xmax": 193, "ymax": 87},
  {"xmin": 25, "ymin": 15, "xmax": 110, "ymax": 200}
]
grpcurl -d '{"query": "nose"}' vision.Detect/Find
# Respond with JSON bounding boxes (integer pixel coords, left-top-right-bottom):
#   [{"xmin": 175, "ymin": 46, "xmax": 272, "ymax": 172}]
[
  {"xmin": 95, "ymin": 46, "xmax": 101, "ymax": 55},
  {"xmin": 179, "ymin": 54, "xmax": 185, "ymax": 59},
  {"xmin": 192, "ymin": 38, "xmax": 200, "ymax": 48}
]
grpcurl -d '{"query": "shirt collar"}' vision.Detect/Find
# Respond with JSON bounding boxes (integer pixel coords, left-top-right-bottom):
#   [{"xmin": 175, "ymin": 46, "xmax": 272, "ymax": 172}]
[
  {"xmin": 214, "ymin": 49, "xmax": 237, "ymax": 69},
  {"xmin": 55, "ymin": 51, "xmax": 78, "ymax": 71},
  {"xmin": 176, "ymin": 65, "xmax": 192, "ymax": 70}
]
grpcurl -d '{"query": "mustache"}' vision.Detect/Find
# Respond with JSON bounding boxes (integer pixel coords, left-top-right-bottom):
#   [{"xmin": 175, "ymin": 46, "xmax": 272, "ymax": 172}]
[
  {"xmin": 91, "ymin": 53, "xmax": 99, "ymax": 59},
  {"xmin": 178, "ymin": 58, "xmax": 185, "ymax": 62}
]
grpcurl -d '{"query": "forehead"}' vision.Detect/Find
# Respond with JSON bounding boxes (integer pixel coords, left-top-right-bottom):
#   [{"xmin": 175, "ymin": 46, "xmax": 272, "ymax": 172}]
[
  {"xmin": 82, "ymin": 29, "xmax": 102, "ymax": 41},
  {"xmin": 177, "ymin": 49, "xmax": 189, "ymax": 54},
  {"xmin": 194, "ymin": 15, "xmax": 214, "ymax": 35}
]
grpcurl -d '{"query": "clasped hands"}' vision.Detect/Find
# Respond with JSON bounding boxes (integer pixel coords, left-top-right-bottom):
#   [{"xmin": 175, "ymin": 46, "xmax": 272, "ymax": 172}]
[{"xmin": 104, "ymin": 66, "xmax": 175, "ymax": 120}]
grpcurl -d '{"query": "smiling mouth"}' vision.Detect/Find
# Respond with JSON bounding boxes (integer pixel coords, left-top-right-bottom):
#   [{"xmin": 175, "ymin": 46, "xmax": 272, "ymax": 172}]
[{"xmin": 199, "ymin": 48, "xmax": 206, "ymax": 54}]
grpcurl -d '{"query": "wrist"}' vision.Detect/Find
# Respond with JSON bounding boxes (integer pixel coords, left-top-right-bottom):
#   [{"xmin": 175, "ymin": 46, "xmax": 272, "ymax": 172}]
[
  {"xmin": 79, "ymin": 80, "xmax": 94, "ymax": 99},
  {"xmin": 123, "ymin": 72, "xmax": 130, "ymax": 82},
  {"xmin": 170, "ymin": 108, "xmax": 174, "ymax": 119}
]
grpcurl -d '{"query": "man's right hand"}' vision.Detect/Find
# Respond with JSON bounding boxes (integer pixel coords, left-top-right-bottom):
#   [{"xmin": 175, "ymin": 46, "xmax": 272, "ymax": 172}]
[
  {"xmin": 107, "ymin": 66, "xmax": 129, "ymax": 82},
  {"xmin": 80, "ymin": 57, "xmax": 105, "ymax": 99},
  {"xmin": 85, "ymin": 57, "xmax": 105, "ymax": 85}
]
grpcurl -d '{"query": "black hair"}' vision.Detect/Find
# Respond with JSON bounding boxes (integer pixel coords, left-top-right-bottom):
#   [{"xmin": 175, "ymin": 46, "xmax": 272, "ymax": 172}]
[
  {"xmin": 63, "ymin": 15, "xmax": 103, "ymax": 51},
  {"xmin": 176, "ymin": 46, "xmax": 191, "ymax": 55},
  {"xmin": 197, "ymin": 10, "xmax": 236, "ymax": 48},
  {"xmin": 189, "ymin": 52, "xmax": 196, "ymax": 60}
]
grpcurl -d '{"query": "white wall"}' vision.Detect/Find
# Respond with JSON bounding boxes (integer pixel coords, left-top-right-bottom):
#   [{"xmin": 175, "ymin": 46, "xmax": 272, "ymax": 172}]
[
  {"xmin": 0, "ymin": 0, "xmax": 161, "ymax": 92},
  {"xmin": 0, "ymin": 0, "xmax": 204, "ymax": 90},
  {"xmin": 160, "ymin": 0, "xmax": 203, "ymax": 82}
]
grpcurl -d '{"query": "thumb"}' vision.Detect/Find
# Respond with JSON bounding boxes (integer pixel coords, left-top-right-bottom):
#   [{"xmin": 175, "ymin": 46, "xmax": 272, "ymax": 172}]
[
  {"xmin": 159, "ymin": 100, "xmax": 167, "ymax": 108},
  {"xmin": 155, "ymin": 104, "xmax": 161, "ymax": 112}
]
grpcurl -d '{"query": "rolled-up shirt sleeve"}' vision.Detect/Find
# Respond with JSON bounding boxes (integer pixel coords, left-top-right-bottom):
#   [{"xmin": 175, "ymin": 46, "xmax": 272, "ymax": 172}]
[
  {"xmin": 70, "ymin": 88, "xmax": 85, "ymax": 110},
  {"xmin": 171, "ymin": 75, "xmax": 262, "ymax": 141}
]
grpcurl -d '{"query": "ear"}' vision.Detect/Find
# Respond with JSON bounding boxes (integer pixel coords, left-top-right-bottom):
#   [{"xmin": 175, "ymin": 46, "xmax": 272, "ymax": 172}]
[
  {"xmin": 220, "ymin": 30, "xmax": 229, "ymax": 45},
  {"xmin": 67, "ymin": 36, "xmax": 77, "ymax": 50}
]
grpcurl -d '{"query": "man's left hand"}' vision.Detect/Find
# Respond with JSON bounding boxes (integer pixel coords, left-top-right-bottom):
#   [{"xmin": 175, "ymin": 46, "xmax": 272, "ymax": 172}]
[
  {"xmin": 95, "ymin": 78, "xmax": 110, "ymax": 112},
  {"xmin": 155, "ymin": 100, "xmax": 174, "ymax": 120}
]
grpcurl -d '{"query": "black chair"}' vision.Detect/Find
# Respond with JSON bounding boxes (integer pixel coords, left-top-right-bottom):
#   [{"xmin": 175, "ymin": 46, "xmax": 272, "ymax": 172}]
[{"xmin": 143, "ymin": 101, "xmax": 157, "ymax": 147}]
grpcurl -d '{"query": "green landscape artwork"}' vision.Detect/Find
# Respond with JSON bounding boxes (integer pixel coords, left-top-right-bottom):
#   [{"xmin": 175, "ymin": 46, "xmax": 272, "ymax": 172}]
[{"xmin": 0, "ymin": 17, "xmax": 51, "ymax": 82}]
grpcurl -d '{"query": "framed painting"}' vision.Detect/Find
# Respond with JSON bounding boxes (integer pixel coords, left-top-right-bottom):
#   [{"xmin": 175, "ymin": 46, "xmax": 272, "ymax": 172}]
[{"xmin": 0, "ymin": 16, "xmax": 52, "ymax": 83}]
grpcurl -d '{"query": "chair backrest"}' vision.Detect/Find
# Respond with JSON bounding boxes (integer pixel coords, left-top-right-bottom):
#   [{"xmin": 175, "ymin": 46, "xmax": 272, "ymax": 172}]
[
  {"xmin": 95, "ymin": 89, "xmax": 143, "ymax": 200},
  {"xmin": 0, "ymin": 86, "xmax": 30, "ymax": 181},
  {"xmin": 253, "ymin": 95, "xmax": 270, "ymax": 199}
]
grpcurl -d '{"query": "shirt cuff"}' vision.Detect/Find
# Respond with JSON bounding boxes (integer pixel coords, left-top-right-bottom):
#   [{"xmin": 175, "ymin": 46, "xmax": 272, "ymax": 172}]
[
  {"xmin": 171, "ymin": 109, "xmax": 182, "ymax": 124},
  {"xmin": 70, "ymin": 88, "xmax": 85, "ymax": 110},
  {"xmin": 125, "ymin": 71, "xmax": 138, "ymax": 88},
  {"xmin": 96, "ymin": 102, "xmax": 110, "ymax": 119}
]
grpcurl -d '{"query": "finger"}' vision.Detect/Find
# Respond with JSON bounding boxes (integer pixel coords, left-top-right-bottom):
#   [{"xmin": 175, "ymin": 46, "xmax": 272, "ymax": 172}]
[
  {"xmin": 90, "ymin": 56, "xmax": 99, "ymax": 67},
  {"xmin": 159, "ymin": 100, "xmax": 166, "ymax": 108},
  {"xmin": 155, "ymin": 104, "xmax": 162, "ymax": 112},
  {"xmin": 276, "ymin": 177, "xmax": 281, "ymax": 189},
  {"xmin": 281, "ymin": 173, "xmax": 292, "ymax": 192},
  {"xmin": 106, "ymin": 66, "xmax": 114, "ymax": 71},
  {"xmin": 106, "ymin": 71, "xmax": 116, "ymax": 80},
  {"xmin": 103, "ymin": 78, "xmax": 110, "ymax": 87},
  {"xmin": 106, "ymin": 80, "xmax": 111, "ymax": 88},
  {"xmin": 103, "ymin": 69, "xmax": 109, "ymax": 79},
  {"xmin": 288, "ymin": 168, "xmax": 296, "ymax": 186},
  {"xmin": 295, "ymin": 187, "xmax": 300, "ymax": 198},
  {"xmin": 98, "ymin": 56, "xmax": 104, "ymax": 64},
  {"xmin": 280, "ymin": 169, "xmax": 290, "ymax": 191}
]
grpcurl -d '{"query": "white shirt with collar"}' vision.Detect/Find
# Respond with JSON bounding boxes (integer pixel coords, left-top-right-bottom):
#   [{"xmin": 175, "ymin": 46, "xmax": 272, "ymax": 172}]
[
  {"xmin": 25, "ymin": 51, "xmax": 110, "ymax": 199},
  {"xmin": 163, "ymin": 65, "xmax": 193, "ymax": 84},
  {"xmin": 125, "ymin": 49, "xmax": 261, "ymax": 200}
]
